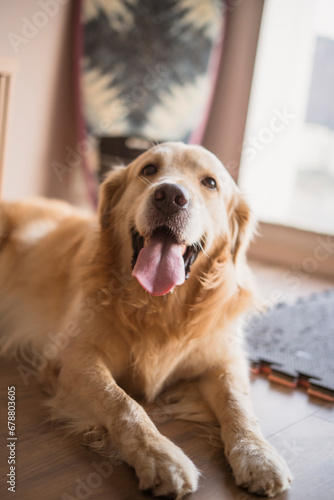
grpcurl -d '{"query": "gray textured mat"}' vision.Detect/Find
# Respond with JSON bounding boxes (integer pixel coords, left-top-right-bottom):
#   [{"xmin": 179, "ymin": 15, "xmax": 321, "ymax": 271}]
[{"xmin": 245, "ymin": 289, "xmax": 334, "ymax": 400}]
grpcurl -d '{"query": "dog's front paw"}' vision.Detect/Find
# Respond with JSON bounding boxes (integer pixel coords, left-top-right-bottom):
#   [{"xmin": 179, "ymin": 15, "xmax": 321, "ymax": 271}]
[
  {"xmin": 228, "ymin": 437, "xmax": 293, "ymax": 497},
  {"xmin": 135, "ymin": 435, "xmax": 199, "ymax": 499}
]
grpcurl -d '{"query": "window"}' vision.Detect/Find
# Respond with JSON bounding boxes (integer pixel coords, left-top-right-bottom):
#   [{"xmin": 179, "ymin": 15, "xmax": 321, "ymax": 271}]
[{"xmin": 238, "ymin": 0, "xmax": 334, "ymax": 235}]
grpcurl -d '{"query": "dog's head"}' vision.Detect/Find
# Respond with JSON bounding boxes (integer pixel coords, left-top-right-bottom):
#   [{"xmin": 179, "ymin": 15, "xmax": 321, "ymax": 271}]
[{"xmin": 99, "ymin": 142, "xmax": 253, "ymax": 296}]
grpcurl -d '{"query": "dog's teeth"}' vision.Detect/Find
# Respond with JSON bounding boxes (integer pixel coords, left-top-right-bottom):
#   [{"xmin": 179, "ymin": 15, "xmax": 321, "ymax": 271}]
[{"xmin": 182, "ymin": 245, "xmax": 187, "ymax": 255}]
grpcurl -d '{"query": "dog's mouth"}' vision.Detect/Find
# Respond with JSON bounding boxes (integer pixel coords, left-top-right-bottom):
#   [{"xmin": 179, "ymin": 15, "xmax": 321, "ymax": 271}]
[{"xmin": 131, "ymin": 226, "xmax": 201, "ymax": 296}]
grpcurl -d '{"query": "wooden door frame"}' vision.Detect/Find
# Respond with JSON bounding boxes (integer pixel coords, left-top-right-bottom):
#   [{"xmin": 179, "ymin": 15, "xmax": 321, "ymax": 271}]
[{"xmin": 202, "ymin": 0, "xmax": 265, "ymax": 182}]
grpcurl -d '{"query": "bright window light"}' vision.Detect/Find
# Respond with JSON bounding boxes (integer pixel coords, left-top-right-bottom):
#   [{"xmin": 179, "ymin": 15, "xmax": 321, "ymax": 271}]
[{"xmin": 238, "ymin": 0, "xmax": 334, "ymax": 235}]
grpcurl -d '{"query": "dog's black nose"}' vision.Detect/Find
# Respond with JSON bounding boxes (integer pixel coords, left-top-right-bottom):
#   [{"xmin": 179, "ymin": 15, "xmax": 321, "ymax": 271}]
[{"xmin": 154, "ymin": 183, "xmax": 190, "ymax": 215}]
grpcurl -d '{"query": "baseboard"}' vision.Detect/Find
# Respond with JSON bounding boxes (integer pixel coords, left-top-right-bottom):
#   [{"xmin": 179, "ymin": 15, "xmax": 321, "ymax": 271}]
[{"xmin": 248, "ymin": 222, "xmax": 334, "ymax": 280}]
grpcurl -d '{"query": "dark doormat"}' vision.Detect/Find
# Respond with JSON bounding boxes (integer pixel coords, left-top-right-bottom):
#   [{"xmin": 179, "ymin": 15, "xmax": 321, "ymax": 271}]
[{"xmin": 245, "ymin": 289, "xmax": 334, "ymax": 402}]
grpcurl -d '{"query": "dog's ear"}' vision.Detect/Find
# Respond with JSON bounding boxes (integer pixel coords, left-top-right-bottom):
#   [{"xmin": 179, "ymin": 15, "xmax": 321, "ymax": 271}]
[
  {"xmin": 98, "ymin": 166, "xmax": 128, "ymax": 229},
  {"xmin": 229, "ymin": 191, "xmax": 254, "ymax": 262}
]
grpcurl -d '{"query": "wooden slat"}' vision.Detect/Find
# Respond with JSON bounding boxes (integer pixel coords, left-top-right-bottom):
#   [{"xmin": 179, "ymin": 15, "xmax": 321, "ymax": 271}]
[{"xmin": 0, "ymin": 73, "xmax": 11, "ymax": 198}]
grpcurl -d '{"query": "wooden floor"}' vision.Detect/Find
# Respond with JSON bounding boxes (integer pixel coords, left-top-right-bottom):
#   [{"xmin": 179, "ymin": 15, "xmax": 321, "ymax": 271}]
[{"xmin": 0, "ymin": 260, "xmax": 333, "ymax": 500}]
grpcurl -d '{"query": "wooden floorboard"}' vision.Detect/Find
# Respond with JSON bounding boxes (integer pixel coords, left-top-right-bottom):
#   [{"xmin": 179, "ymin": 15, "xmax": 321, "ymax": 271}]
[{"xmin": 0, "ymin": 261, "xmax": 333, "ymax": 499}]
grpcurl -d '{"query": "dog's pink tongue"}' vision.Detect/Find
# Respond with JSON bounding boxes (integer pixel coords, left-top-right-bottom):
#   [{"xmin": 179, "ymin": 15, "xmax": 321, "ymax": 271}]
[{"xmin": 132, "ymin": 232, "xmax": 185, "ymax": 296}]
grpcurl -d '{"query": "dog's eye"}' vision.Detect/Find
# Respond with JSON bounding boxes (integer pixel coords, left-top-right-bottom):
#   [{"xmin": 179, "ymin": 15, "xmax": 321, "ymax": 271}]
[
  {"xmin": 141, "ymin": 164, "xmax": 157, "ymax": 176},
  {"xmin": 202, "ymin": 177, "xmax": 217, "ymax": 189}
]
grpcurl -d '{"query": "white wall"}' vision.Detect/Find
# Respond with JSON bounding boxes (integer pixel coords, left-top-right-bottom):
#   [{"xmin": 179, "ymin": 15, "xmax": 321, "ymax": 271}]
[{"xmin": 0, "ymin": 0, "xmax": 76, "ymax": 201}]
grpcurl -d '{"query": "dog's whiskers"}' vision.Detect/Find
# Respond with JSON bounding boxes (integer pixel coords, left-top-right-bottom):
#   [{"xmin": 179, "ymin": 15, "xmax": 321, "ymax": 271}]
[
  {"xmin": 150, "ymin": 138, "xmax": 160, "ymax": 148},
  {"xmin": 138, "ymin": 176, "xmax": 152, "ymax": 187},
  {"xmin": 197, "ymin": 240, "xmax": 209, "ymax": 259}
]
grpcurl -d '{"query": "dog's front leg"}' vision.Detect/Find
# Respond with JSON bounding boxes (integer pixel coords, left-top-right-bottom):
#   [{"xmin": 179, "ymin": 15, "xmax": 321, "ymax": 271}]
[
  {"xmin": 51, "ymin": 351, "xmax": 199, "ymax": 499},
  {"xmin": 199, "ymin": 352, "xmax": 292, "ymax": 497}
]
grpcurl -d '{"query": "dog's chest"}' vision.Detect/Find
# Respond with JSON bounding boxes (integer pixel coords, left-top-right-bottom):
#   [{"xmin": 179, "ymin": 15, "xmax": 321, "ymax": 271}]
[
  {"xmin": 127, "ymin": 330, "xmax": 227, "ymax": 402},
  {"xmin": 126, "ymin": 341, "xmax": 186, "ymax": 402}
]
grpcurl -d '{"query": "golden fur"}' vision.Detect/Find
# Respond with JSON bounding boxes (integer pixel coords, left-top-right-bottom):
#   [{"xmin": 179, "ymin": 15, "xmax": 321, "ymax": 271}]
[{"xmin": 0, "ymin": 143, "xmax": 292, "ymax": 498}]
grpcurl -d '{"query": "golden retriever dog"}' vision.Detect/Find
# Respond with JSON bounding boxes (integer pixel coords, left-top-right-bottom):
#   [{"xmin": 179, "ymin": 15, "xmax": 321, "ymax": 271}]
[{"xmin": 0, "ymin": 142, "xmax": 292, "ymax": 498}]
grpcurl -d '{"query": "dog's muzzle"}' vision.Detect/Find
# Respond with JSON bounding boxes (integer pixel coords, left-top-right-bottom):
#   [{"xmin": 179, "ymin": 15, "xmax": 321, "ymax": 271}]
[{"xmin": 130, "ymin": 184, "xmax": 202, "ymax": 296}]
